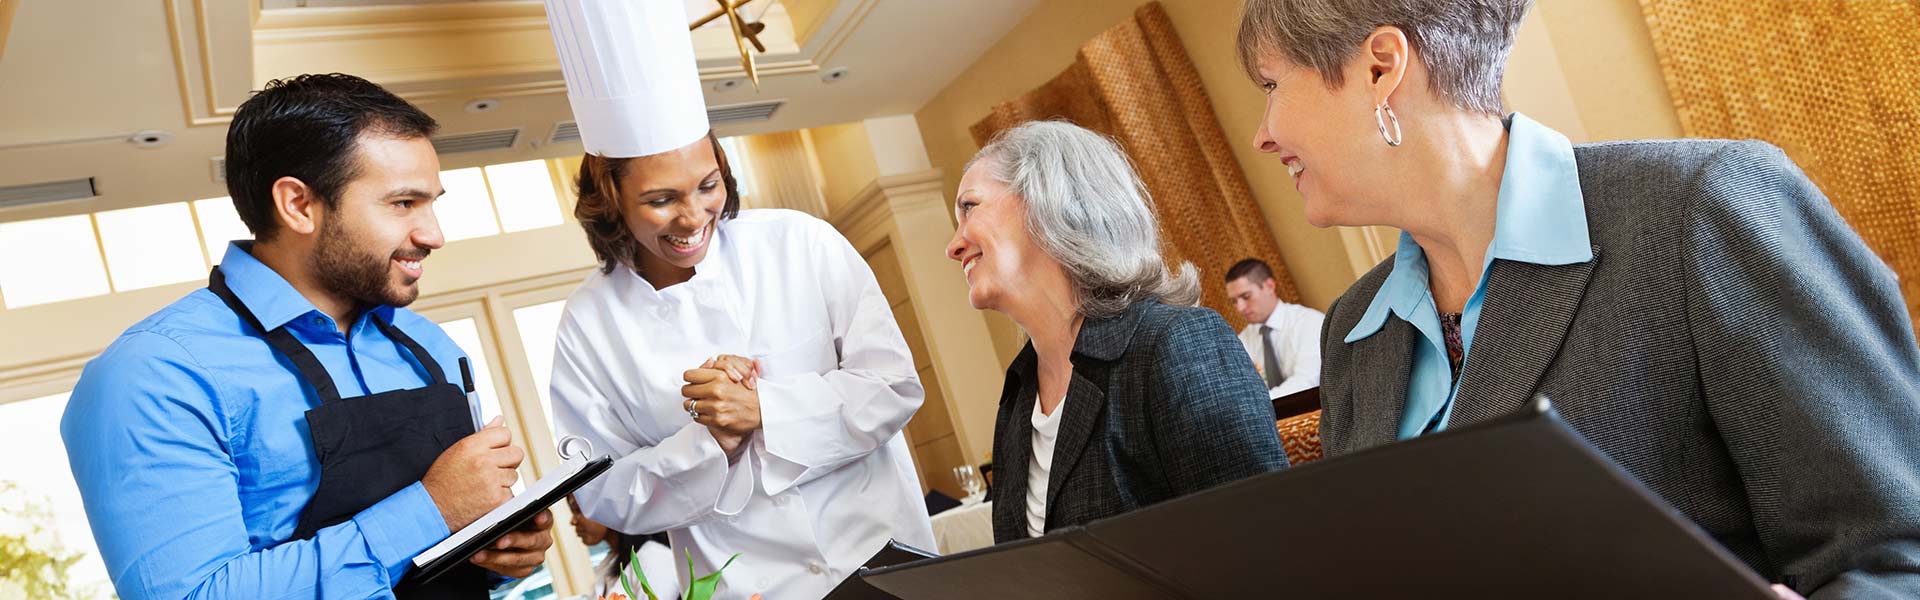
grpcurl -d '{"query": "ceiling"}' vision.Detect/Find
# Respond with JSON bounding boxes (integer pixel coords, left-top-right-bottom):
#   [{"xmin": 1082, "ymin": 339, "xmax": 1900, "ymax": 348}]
[{"xmin": 0, "ymin": 0, "xmax": 1038, "ymax": 222}]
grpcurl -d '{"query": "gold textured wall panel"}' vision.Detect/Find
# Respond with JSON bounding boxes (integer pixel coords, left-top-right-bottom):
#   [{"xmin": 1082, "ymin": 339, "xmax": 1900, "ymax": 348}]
[
  {"xmin": 969, "ymin": 2, "xmax": 1299, "ymax": 331},
  {"xmin": 1642, "ymin": 0, "xmax": 1920, "ymax": 322}
]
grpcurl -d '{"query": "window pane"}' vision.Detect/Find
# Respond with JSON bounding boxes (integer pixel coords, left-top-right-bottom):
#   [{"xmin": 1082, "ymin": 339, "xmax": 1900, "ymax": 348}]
[
  {"xmin": 436, "ymin": 168, "xmax": 501, "ymax": 243},
  {"xmin": 512, "ymin": 300, "xmax": 568, "ymax": 434},
  {"xmin": 435, "ymin": 318, "xmax": 504, "ymax": 427},
  {"xmin": 0, "ymin": 215, "xmax": 111, "ymax": 308},
  {"xmin": 193, "ymin": 197, "xmax": 252, "ymax": 265},
  {"xmin": 0, "ymin": 393, "xmax": 114, "ymax": 599},
  {"xmin": 483, "ymin": 160, "xmax": 563, "ymax": 233},
  {"xmin": 719, "ymin": 136, "xmax": 755, "ymax": 199},
  {"xmin": 97, "ymin": 203, "xmax": 208, "ymax": 291}
]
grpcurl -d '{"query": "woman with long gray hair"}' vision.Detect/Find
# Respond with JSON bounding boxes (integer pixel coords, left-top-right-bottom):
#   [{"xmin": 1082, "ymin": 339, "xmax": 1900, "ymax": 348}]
[
  {"xmin": 945, "ymin": 120, "xmax": 1288, "ymax": 544},
  {"xmin": 1237, "ymin": 0, "xmax": 1920, "ymax": 597}
]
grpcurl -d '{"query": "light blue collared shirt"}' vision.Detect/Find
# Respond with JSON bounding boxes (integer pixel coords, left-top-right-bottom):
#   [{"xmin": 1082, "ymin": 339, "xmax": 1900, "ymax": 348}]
[
  {"xmin": 60, "ymin": 242, "xmax": 474, "ymax": 600},
  {"xmin": 1343, "ymin": 113, "xmax": 1592, "ymax": 440}
]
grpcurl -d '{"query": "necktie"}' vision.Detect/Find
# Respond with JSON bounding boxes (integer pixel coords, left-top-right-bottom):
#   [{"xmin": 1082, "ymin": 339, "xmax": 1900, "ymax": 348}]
[{"xmin": 1260, "ymin": 324, "xmax": 1285, "ymax": 388}]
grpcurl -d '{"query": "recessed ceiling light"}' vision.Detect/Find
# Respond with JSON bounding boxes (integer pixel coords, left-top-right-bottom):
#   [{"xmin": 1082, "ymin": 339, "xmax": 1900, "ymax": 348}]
[
  {"xmin": 713, "ymin": 80, "xmax": 743, "ymax": 92},
  {"xmin": 128, "ymin": 130, "xmax": 174, "ymax": 149},
  {"xmin": 822, "ymin": 67, "xmax": 851, "ymax": 83},
  {"xmin": 465, "ymin": 98, "xmax": 502, "ymax": 114}
]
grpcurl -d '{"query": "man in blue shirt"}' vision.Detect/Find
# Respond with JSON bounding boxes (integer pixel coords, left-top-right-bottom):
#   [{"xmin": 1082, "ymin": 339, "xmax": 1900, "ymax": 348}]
[{"xmin": 60, "ymin": 73, "xmax": 553, "ymax": 599}]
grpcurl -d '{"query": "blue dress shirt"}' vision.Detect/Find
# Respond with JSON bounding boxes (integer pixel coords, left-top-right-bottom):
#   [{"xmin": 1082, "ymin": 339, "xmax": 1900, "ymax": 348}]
[
  {"xmin": 1343, "ymin": 113, "xmax": 1594, "ymax": 439},
  {"xmin": 60, "ymin": 243, "xmax": 474, "ymax": 600}
]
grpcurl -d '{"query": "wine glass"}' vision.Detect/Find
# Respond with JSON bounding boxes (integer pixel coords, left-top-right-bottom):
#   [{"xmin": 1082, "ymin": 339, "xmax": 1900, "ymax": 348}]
[{"xmin": 952, "ymin": 464, "xmax": 985, "ymax": 504}]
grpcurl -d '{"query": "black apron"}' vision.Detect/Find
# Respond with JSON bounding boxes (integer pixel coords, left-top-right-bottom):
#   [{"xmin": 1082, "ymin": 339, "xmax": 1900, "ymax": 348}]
[{"xmin": 209, "ymin": 267, "xmax": 490, "ymax": 599}]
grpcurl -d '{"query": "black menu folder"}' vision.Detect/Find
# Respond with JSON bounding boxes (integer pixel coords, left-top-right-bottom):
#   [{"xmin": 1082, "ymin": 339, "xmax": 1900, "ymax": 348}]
[
  {"xmin": 398, "ymin": 455, "xmax": 614, "ymax": 590},
  {"xmin": 822, "ymin": 539, "xmax": 940, "ymax": 599},
  {"xmin": 862, "ymin": 397, "xmax": 1777, "ymax": 599}
]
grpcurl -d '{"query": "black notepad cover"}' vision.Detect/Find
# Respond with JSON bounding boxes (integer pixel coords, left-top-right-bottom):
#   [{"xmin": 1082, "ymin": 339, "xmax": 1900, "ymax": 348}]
[{"xmin": 863, "ymin": 399, "xmax": 1776, "ymax": 599}]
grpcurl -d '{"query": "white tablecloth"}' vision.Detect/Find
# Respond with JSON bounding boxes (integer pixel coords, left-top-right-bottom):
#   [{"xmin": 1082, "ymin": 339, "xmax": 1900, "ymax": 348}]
[{"xmin": 929, "ymin": 500, "xmax": 994, "ymax": 555}]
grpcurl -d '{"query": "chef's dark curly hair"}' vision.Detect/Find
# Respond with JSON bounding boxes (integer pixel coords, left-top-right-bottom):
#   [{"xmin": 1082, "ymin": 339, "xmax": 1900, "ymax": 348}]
[{"xmin": 573, "ymin": 132, "xmax": 741, "ymax": 274}]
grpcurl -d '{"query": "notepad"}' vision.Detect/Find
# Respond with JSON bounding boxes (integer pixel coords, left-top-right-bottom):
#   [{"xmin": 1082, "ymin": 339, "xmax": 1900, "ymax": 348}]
[{"xmin": 403, "ymin": 455, "xmax": 614, "ymax": 587}]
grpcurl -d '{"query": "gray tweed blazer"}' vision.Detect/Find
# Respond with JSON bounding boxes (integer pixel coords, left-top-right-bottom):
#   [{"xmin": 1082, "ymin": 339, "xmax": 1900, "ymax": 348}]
[
  {"xmin": 1322, "ymin": 139, "xmax": 1920, "ymax": 598},
  {"xmin": 989, "ymin": 300, "xmax": 1290, "ymax": 544}
]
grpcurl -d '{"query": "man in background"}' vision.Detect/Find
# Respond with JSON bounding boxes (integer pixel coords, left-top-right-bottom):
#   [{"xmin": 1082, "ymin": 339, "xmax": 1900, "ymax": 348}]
[{"xmin": 1225, "ymin": 258, "xmax": 1324, "ymax": 398}]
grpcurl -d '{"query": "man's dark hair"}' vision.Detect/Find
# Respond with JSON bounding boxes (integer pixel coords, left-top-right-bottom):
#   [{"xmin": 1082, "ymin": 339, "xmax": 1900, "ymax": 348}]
[
  {"xmin": 224, "ymin": 73, "xmax": 438, "ymax": 241},
  {"xmin": 1226, "ymin": 258, "xmax": 1275, "ymax": 284}
]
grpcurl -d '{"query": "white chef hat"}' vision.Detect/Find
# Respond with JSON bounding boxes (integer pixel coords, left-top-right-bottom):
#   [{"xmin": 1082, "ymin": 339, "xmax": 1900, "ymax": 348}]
[{"xmin": 543, "ymin": 0, "xmax": 710, "ymax": 158}]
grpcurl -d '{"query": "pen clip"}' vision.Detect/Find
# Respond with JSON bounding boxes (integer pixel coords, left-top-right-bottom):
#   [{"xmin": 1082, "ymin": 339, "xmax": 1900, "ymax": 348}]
[{"xmin": 556, "ymin": 435, "xmax": 594, "ymax": 462}]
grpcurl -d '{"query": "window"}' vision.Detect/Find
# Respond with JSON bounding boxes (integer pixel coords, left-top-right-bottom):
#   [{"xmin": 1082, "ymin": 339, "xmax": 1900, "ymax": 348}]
[
  {"xmin": 434, "ymin": 317, "xmax": 504, "ymax": 426},
  {"xmin": 484, "ymin": 160, "xmax": 563, "ymax": 233},
  {"xmin": 0, "ymin": 215, "xmax": 112, "ymax": 308},
  {"xmin": 511, "ymin": 300, "xmax": 568, "ymax": 433},
  {"xmin": 96, "ymin": 203, "xmax": 208, "ymax": 291},
  {"xmin": 436, "ymin": 168, "xmax": 502, "ymax": 243},
  {"xmin": 192, "ymin": 197, "xmax": 252, "ymax": 265},
  {"xmin": 719, "ymin": 136, "xmax": 755, "ymax": 199},
  {"xmin": 0, "ymin": 392, "xmax": 115, "ymax": 599}
]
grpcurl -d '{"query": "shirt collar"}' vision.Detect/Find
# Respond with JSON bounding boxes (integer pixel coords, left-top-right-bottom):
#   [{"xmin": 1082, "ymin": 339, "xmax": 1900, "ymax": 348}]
[
  {"xmin": 219, "ymin": 241, "xmax": 395, "ymax": 332},
  {"xmin": 1344, "ymin": 112, "xmax": 1591, "ymax": 343}
]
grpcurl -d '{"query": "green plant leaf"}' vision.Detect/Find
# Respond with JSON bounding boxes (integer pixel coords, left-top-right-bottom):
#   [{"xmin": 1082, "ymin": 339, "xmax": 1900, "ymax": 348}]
[
  {"xmin": 620, "ymin": 555, "xmax": 637, "ymax": 600},
  {"xmin": 683, "ymin": 551, "xmax": 741, "ymax": 600},
  {"xmin": 625, "ymin": 546, "xmax": 658, "ymax": 600}
]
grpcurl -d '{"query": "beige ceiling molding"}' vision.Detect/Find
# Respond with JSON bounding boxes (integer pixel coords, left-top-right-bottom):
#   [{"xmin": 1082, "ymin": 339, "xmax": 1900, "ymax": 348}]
[
  {"xmin": 391, "ymin": 80, "xmax": 568, "ymax": 103},
  {"xmin": 165, "ymin": 0, "xmax": 254, "ymax": 127},
  {"xmin": 782, "ymin": 0, "xmax": 834, "ymax": 47},
  {"xmin": 253, "ymin": 4, "xmax": 550, "ymax": 43},
  {"xmin": 254, "ymin": 0, "xmax": 876, "ymax": 103},
  {"xmin": 808, "ymin": 0, "xmax": 875, "ymax": 68}
]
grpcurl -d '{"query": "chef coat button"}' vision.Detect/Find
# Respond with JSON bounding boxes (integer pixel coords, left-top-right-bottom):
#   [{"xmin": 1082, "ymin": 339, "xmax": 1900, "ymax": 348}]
[{"xmin": 807, "ymin": 562, "xmax": 823, "ymax": 575}]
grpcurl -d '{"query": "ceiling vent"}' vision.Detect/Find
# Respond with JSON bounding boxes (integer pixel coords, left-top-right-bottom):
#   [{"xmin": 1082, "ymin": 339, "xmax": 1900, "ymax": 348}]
[
  {"xmin": 431, "ymin": 128, "xmax": 520, "ymax": 155},
  {"xmin": 546, "ymin": 99, "xmax": 785, "ymax": 146},
  {"xmin": 0, "ymin": 178, "xmax": 97, "ymax": 209},
  {"xmin": 708, "ymin": 99, "xmax": 783, "ymax": 124},
  {"xmin": 548, "ymin": 121, "xmax": 580, "ymax": 145}
]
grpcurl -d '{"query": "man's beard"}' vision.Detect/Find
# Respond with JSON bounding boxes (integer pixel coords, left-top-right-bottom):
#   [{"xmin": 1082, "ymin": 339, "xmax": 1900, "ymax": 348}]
[{"xmin": 311, "ymin": 218, "xmax": 425, "ymax": 309}]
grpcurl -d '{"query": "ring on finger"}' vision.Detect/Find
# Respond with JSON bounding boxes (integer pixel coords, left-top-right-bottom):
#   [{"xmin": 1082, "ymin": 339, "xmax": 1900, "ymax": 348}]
[{"xmin": 686, "ymin": 399, "xmax": 700, "ymax": 419}]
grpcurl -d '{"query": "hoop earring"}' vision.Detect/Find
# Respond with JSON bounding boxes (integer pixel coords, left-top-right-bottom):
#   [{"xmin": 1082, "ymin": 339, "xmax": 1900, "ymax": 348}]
[{"xmin": 1375, "ymin": 102, "xmax": 1403, "ymax": 147}]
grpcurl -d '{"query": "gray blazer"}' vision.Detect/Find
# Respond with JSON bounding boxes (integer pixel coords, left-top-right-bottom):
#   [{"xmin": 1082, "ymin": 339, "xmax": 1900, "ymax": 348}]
[
  {"xmin": 990, "ymin": 300, "xmax": 1289, "ymax": 543},
  {"xmin": 1322, "ymin": 139, "xmax": 1920, "ymax": 598}
]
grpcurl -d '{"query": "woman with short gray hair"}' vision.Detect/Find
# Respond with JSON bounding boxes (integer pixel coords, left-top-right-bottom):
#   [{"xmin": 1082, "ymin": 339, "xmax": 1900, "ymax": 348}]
[
  {"xmin": 1237, "ymin": 1, "xmax": 1920, "ymax": 597},
  {"xmin": 945, "ymin": 120, "xmax": 1288, "ymax": 544}
]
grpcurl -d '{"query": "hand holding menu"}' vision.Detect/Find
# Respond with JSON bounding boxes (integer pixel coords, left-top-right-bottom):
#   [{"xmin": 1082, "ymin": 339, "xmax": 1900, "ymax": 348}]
[{"xmin": 401, "ymin": 453, "xmax": 614, "ymax": 588}]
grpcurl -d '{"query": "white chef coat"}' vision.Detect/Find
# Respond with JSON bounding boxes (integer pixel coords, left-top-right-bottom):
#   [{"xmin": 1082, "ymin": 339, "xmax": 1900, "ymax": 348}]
[
  {"xmin": 550, "ymin": 209, "xmax": 936, "ymax": 600},
  {"xmin": 1237, "ymin": 302, "xmax": 1326, "ymax": 399}
]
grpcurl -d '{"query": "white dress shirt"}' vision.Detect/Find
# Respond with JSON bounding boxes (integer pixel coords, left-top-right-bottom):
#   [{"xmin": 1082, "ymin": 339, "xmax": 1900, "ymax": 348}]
[
  {"xmin": 550, "ymin": 209, "xmax": 936, "ymax": 600},
  {"xmin": 1237, "ymin": 302, "xmax": 1327, "ymax": 398}
]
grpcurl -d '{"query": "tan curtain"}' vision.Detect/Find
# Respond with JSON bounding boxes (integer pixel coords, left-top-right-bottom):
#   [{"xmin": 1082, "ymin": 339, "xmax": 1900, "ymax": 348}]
[
  {"xmin": 1641, "ymin": 1, "xmax": 1920, "ymax": 323},
  {"xmin": 969, "ymin": 2, "xmax": 1297, "ymax": 331},
  {"xmin": 738, "ymin": 131, "xmax": 829, "ymax": 218}
]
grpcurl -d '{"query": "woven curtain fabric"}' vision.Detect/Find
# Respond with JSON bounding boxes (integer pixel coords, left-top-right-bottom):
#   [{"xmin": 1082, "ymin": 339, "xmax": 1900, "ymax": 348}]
[
  {"xmin": 740, "ymin": 130, "xmax": 830, "ymax": 218},
  {"xmin": 1641, "ymin": 0, "xmax": 1920, "ymax": 324},
  {"xmin": 969, "ymin": 2, "xmax": 1297, "ymax": 331}
]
